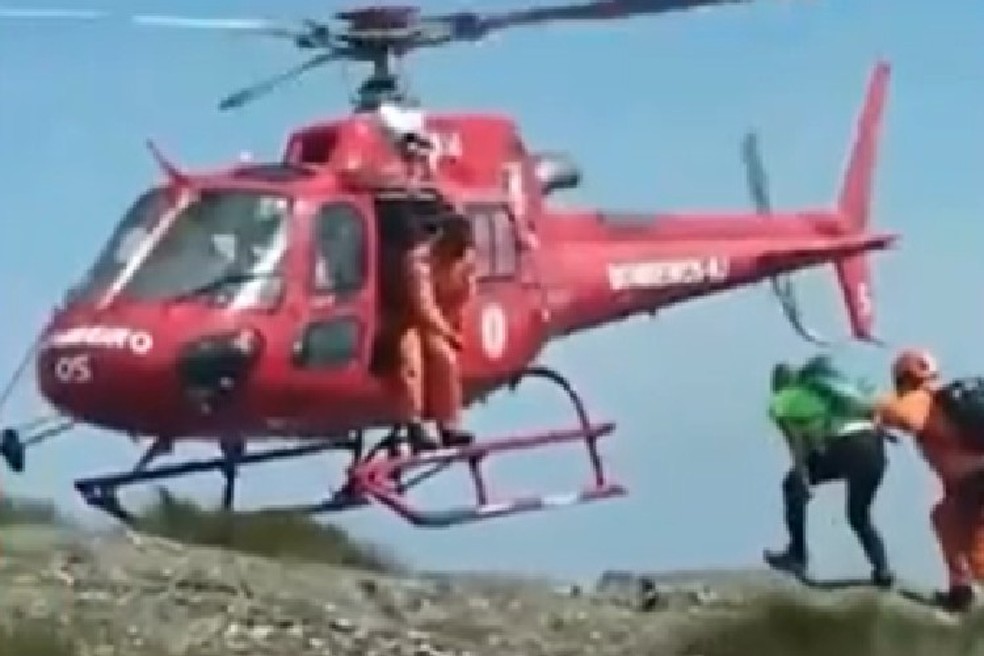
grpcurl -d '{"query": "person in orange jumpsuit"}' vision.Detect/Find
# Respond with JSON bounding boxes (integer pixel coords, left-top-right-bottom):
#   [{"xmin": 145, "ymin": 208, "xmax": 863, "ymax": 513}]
[
  {"xmin": 375, "ymin": 212, "xmax": 441, "ymax": 453},
  {"xmin": 873, "ymin": 349, "xmax": 984, "ymax": 611},
  {"xmin": 418, "ymin": 214, "xmax": 477, "ymax": 448},
  {"xmin": 380, "ymin": 212, "xmax": 474, "ymax": 451}
]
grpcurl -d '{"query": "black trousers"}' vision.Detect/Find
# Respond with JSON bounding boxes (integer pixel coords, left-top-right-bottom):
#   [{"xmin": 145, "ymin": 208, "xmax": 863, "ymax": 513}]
[{"xmin": 782, "ymin": 428, "xmax": 890, "ymax": 572}]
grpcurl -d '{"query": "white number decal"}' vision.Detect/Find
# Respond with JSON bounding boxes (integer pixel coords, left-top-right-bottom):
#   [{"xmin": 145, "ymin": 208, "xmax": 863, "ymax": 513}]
[
  {"xmin": 54, "ymin": 354, "xmax": 92, "ymax": 384},
  {"xmin": 855, "ymin": 282, "xmax": 873, "ymax": 319}
]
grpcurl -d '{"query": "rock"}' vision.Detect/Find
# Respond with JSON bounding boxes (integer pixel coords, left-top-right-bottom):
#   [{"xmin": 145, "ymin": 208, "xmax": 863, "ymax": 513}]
[{"xmin": 330, "ymin": 617, "xmax": 357, "ymax": 633}]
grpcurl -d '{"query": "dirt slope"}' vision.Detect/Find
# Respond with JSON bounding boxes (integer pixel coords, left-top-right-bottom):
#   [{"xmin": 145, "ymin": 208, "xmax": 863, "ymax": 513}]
[{"xmin": 0, "ymin": 525, "xmax": 977, "ymax": 656}]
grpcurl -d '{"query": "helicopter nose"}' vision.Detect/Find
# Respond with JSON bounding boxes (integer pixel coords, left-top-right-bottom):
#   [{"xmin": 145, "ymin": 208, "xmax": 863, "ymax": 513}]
[
  {"xmin": 37, "ymin": 340, "xmax": 171, "ymax": 427},
  {"xmin": 174, "ymin": 327, "xmax": 264, "ymax": 412}
]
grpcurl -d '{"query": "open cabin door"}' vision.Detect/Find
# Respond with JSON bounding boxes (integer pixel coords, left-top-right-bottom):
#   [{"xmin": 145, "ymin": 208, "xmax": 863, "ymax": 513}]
[{"xmin": 461, "ymin": 201, "xmax": 548, "ymax": 383}]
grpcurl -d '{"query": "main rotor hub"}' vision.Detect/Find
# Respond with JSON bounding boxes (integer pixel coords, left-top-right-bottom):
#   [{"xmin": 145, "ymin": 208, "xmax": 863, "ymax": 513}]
[
  {"xmin": 336, "ymin": 6, "xmax": 420, "ymax": 31},
  {"xmin": 332, "ymin": 6, "xmax": 431, "ymax": 111}
]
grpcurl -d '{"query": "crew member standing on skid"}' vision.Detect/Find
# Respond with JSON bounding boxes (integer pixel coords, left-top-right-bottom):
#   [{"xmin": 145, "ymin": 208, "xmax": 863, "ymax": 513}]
[
  {"xmin": 376, "ymin": 211, "xmax": 442, "ymax": 453},
  {"xmin": 419, "ymin": 214, "xmax": 477, "ymax": 448}
]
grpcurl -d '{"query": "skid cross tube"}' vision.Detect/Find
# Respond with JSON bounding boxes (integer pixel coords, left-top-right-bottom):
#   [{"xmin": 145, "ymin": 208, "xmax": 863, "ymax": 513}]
[{"xmin": 352, "ymin": 423, "xmax": 625, "ymax": 527}]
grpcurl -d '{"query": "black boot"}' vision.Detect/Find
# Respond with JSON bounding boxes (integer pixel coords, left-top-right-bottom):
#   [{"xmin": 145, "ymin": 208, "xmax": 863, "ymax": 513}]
[
  {"xmin": 764, "ymin": 547, "xmax": 808, "ymax": 580},
  {"xmin": 934, "ymin": 584, "xmax": 975, "ymax": 613},
  {"xmin": 439, "ymin": 426, "xmax": 475, "ymax": 448},
  {"xmin": 406, "ymin": 422, "xmax": 440, "ymax": 453},
  {"xmin": 871, "ymin": 567, "xmax": 895, "ymax": 589}
]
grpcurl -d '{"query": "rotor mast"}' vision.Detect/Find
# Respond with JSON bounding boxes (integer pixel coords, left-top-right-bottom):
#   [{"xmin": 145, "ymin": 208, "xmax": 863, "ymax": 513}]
[{"xmin": 345, "ymin": 36, "xmax": 410, "ymax": 112}]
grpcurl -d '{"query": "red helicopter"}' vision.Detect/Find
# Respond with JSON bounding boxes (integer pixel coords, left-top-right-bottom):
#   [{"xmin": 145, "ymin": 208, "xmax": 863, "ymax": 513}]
[{"xmin": 0, "ymin": 1, "xmax": 896, "ymax": 528}]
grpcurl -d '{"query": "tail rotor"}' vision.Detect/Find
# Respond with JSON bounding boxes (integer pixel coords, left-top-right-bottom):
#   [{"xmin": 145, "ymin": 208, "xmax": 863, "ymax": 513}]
[{"xmin": 740, "ymin": 131, "xmax": 833, "ymax": 346}]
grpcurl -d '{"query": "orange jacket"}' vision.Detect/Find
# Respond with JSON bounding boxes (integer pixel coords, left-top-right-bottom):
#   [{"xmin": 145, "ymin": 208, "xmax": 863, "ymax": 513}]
[{"xmin": 874, "ymin": 388, "xmax": 982, "ymax": 482}]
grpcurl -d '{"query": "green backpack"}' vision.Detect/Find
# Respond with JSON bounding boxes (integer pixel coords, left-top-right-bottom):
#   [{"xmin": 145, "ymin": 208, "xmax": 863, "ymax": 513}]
[{"xmin": 796, "ymin": 355, "xmax": 875, "ymax": 421}]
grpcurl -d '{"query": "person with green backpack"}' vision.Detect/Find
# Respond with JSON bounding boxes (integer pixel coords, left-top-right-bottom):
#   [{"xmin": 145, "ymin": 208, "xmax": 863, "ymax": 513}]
[{"xmin": 764, "ymin": 355, "xmax": 895, "ymax": 587}]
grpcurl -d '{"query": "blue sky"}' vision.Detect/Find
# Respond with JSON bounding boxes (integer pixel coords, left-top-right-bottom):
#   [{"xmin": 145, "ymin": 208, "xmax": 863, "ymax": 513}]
[{"xmin": 2, "ymin": 0, "xmax": 983, "ymax": 587}]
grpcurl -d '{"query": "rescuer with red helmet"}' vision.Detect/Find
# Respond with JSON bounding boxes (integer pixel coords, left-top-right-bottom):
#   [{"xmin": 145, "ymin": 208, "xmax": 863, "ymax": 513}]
[{"xmin": 873, "ymin": 348, "xmax": 984, "ymax": 611}]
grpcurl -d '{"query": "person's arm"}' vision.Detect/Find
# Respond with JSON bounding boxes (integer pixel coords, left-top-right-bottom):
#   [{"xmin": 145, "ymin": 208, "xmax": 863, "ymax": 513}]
[
  {"xmin": 459, "ymin": 247, "xmax": 478, "ymax": 299},
  {"xmin": 405, "ymin": 246, "xmax": 459, "ymax": 344},
  {"xmin": 769, "ymin": 391, "xmax": 812, "ymax": 489},
  {"xmin": 777, "ymin": 419, "xmax": 811, "ymax": 489},
  {"xmin": 872, "ymin": 393, "xmax": 916, "ymax": 433}
]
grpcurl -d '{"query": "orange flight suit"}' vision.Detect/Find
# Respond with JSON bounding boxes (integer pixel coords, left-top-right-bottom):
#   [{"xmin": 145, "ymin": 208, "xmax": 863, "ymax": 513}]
[
  {"xmin": 422, "ymin": 241, "xmax": 477, "ymax": 428},
  {"xmin": 875, "ymin": 388, "xmax": 984, "ymax": 588},
  {"xmin": 380, "ymin": 252, "xmax": 424, "ymax": 423},
  {"xmin": 377, "ymin": 242, "xmax": 430, "ymax": 425},
  {"xmin": 386, "ymin": 321, "xmax": 424, "ymax": 423}
]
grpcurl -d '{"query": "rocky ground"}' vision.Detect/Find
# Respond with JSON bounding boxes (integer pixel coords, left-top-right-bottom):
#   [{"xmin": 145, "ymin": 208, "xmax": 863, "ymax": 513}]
[{"xmin": 2, "ymin": 522, "xmax": 981, "ymax": 656}]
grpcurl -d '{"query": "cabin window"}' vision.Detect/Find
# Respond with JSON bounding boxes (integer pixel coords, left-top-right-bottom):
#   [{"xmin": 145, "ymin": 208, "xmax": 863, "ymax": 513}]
[
  {"xmin": 465, "ymin": 203, "xmax": 519, "ymax": 280},
  {"xmin": 293, "ymin": 316, "xmax": 361, "ymax": 369},
  {"xmin": 310, "ymin": 202, "xmax": 368, "ymax": 298}
]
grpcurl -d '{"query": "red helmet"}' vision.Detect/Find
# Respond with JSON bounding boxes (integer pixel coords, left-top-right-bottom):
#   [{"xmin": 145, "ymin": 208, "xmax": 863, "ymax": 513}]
[{"xmin": 891, "ymin": 348, "xmax": 939, "ymax": 385}]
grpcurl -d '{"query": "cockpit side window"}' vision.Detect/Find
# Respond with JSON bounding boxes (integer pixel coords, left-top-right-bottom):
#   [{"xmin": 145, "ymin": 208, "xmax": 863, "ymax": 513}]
[
  {"xmin": 310, "ymin": 202, "xmax": 367, "ymax": 298},
  {"xmin": 67, "ymin": 187, "xmax": 168, "ymax": 304}
]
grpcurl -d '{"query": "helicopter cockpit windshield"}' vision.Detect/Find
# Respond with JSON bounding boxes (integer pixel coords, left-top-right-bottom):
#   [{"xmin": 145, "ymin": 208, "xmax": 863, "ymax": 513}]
[{"xmin": 69, "ymin": 187, "xmax": 291, "ymax": 310}]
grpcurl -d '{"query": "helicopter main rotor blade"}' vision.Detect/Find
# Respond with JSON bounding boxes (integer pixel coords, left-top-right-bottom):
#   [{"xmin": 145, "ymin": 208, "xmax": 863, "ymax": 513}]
[
  {"xmin": 132, "ymin": 14, "xmax": 276, "ymax": 31},
  {"xmin": 430, "ymin": 0, "xmax": 750, "ymax": 43},
  {"xmin": 0, "ymin": 7, "xmax": 105, "ymax": 19},
  {"xmin": 218, "ymin": 50, "xmax": 338, "ymax": 111},
  {"xmin": 130, "ymin": 14, "xmax": 307, "ymax": 41}
]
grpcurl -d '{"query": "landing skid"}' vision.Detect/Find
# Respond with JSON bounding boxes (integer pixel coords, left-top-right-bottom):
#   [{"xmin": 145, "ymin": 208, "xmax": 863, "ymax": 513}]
[
  {"xmin": 73, "ymin": 438, "xmax": 360, "ymax": 523},
  {"xmin": 8, "ymin": 366, "xmax": 627, "ymax": 527}
]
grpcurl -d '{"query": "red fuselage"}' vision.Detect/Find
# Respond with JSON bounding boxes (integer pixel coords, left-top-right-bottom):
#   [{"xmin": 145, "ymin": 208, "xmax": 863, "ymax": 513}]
[
  {"xmin": 35, "ymin": 62, "xmax": 893, "ymax": 442},
  {"xmin": 34, "ymin": 196, "xmax": 891, "ymax": 441}
]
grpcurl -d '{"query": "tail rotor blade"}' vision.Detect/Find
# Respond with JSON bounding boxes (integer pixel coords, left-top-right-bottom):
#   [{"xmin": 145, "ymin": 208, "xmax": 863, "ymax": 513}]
[
  {"xmin": 741, "ymin": 131, "xmax": 771, "ymax": 213},
  {"xmin": 741, "ymin": 131, "xmax": 832, "ymax": 346}
]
